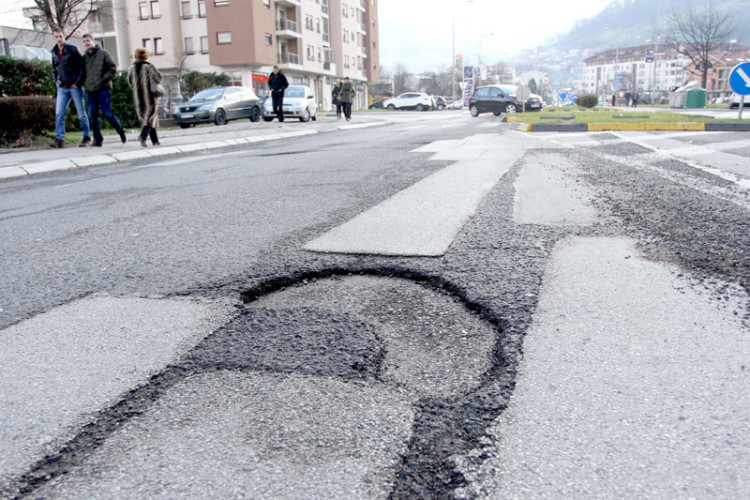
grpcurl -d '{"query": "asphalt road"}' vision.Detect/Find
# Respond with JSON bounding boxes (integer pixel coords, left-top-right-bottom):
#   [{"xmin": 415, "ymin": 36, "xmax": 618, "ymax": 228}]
[{"xmin": 1, "ymin": 112, "xmax": 749, "ymax": 498}]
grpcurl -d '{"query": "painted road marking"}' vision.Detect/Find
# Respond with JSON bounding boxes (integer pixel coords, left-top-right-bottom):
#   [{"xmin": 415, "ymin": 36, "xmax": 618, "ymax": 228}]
[{"xmin": 304, "ymin": 134, "xmax": 529, "ymax": 256}]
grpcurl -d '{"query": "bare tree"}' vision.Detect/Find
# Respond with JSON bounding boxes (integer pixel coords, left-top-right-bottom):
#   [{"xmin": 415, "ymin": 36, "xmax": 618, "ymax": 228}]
[
  {"xmin": 392, "ymin": 63, "xmax": 410, "ymax": 95},
  {"xmin": 29, "ymin": 0, "xmax": 97, "ymax": 38},
  {"xmin": 664, "ymin": 0, "xmax": 733, "ymax": 89}
]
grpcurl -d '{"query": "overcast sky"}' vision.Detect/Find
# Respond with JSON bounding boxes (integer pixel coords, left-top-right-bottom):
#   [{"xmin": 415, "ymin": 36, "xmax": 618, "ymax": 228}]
[
  {"xmin": 378, "ymin": 0, "xmax": 613, "ymax": 73},
  {"xmin": 2, "ymin": 0, "xmax": 613, "ymax": 72}
]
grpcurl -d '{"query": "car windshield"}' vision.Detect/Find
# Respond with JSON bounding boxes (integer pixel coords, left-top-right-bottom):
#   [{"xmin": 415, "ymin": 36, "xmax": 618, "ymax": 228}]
[
  {"xmin": 190, "ymin": 88, "xmax": 225, "ymax": 101},
  {"xmin": 285, "ymin": 87, "xmax": 305, "ymax": 98}
]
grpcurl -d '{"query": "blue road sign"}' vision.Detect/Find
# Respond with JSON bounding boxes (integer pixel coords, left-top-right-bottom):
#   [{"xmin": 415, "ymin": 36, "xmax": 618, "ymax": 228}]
[
  {"xmin": 558, "ymin": 90, "xmax": 569, "ymax": 101},
  {"xmin": 729, "ymin": 62, "xmax": 750, "ymax": 96},
  {"xmin": 571, "ymin": 93, "xmax": 579, "ymax": 102}
]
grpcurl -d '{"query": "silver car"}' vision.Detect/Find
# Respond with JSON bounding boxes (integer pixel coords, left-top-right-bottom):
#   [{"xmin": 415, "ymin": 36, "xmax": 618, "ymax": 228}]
[
  {"xmin": 173, "ymin": 87, "xmax": 262, "ymax": 128},
  {"xmin": 262, "ymin": 85, "xmax": 318, "ymax": 122}
]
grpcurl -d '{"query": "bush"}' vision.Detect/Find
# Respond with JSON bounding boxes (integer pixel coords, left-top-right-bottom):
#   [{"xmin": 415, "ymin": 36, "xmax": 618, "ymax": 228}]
[
  {"xmin": 0, "ymin": 96, "xmax": 55, "ymax": 145},
  {"xmin": 577, "ymin": 94, "xmax": 598, "ymax": 108},
  {"xmin": 0, "ymin": 57, "xmax": 55, "ymax": 97}
]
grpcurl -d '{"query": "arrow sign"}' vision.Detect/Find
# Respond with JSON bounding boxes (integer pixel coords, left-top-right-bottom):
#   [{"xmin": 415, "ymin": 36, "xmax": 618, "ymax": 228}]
[{"xmin": 729, "ymin": 62, "xmax": 750, "ymax": 96}]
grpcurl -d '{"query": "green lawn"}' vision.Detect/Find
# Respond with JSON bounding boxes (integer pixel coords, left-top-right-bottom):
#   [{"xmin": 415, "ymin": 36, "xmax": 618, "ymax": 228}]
[{"xmin": 508, "ymin": 107, "xmax": 741, "ymax": 124}]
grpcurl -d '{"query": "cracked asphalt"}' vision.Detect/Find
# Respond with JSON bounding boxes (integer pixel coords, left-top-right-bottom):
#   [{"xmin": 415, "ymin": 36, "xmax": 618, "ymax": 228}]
[{"xmin": 1, "ymin": 113, "xmax": 749, "ymax": 498}]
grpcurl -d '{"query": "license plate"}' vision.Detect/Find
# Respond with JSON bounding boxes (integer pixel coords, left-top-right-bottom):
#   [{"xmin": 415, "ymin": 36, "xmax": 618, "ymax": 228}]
[
  {"xmin": 529, "ymin": 104, "xmax": 540, "ymax": 108},
  {"xmin": 181, "ymin": 113, "xmax": 194, "ymax": 118}
]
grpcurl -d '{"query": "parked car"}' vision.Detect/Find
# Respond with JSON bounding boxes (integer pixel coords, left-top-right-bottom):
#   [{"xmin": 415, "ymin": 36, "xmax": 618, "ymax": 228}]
[
  {"xmin": 729, "ymin": 93, "xmax": 750, "ymax": 109},
  {"xmin": 468, "ymin": 85, "xmax": 524, "ymax": 116},
  {"xmin": 525, "ymin": 93, "xmax": 543, "ymax": 111},
  {"xmin": 173, "ymin": 87, "xmax": 261, "ymax": 127},
  {"xmin": 433, "ymin": 96, "xmax": 448, "ymax": 110},
  {"xmin": 262, "ymin": 85, "xmax": 318, "ymax": 122},
  {"xmin": 382, "ymin": 92, "xmax": 434, "ymax": 111},
  {"xmin": 369, "ymin": 99, "xmax": 385, "ymax": 109},
  {"xmin": 158, "ymin": 97, "xmax": 183, "ymax": 119}
]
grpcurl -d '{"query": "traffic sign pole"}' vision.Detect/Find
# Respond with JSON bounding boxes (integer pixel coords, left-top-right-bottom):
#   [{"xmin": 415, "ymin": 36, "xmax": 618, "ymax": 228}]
[{"xmin": 728, "ymin": 62, "xmax": 750, "ymax": 120}]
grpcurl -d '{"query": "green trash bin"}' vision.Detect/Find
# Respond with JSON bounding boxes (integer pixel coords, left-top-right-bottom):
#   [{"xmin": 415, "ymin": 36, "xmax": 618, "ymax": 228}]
[{"xmin": 685, "ymin": 88, "xmax": 706, "ymax": 108}]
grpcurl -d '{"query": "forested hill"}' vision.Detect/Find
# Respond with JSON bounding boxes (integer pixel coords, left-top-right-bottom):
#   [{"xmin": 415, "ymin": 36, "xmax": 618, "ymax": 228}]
[{"xmin": 551, "ymin": 0, "xmax": 750, "ymax": 52}]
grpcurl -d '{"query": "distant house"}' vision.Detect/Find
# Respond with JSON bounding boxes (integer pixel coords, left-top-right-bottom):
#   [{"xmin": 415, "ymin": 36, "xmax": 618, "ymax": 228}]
[{"xmin": 682, "ymin": 43, "xmax": 750, "ymax": 96}]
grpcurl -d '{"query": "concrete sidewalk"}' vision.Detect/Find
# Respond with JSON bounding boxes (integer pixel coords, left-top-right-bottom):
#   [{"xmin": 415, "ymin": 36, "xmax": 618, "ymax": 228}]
[{"xmin": 0, "ymin": 114, "xmax": 388, "ymax": 181}]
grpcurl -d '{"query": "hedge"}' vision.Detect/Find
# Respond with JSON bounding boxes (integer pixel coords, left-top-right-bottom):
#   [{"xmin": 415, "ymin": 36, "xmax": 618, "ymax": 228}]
[
  {"xmin": 577, "ymin": 94, "xmax": 598, "ymax": 108},
  {"xmin": 0, "ymin": 96, "xmax": 55, "ymax": 145}
]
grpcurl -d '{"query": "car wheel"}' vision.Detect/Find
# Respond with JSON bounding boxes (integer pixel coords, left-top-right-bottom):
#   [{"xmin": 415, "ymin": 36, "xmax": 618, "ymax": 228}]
[
  {"xmin": 493, "ymin": 111, "xmax": 502, "ymax": 116},
  {"xmin": 469, "ymin": 105, "xmax": 479, "ymax": 117},
  {"xmin": 311, "ymin": 111, "xmax": 317, "ymax": 121},
  {"xmin": 214, "ymin": 109, "xmax": 227, "ymax": 125},
  {"xmin": 249, "ymin": 106, "xmax": 261, "ymax": 122},
  {"xmin": 387, "ymin": 104, "xmax": 396, "ymax": 110},
  {"xmin": 263, "ymin": 116, "xmax": 274, "ymax": 122},
  {"xmin": 505, "ymin": 104, "xmax": 517, "ymax": 114},
  {"xmin": 299, "ymin": 108, "xmax": 311, "ymax": 122},
  {"xmin": 416, "ymin": 104, "xmax": 425, "ymax": 111},
  {"xmin": 179, "ymin": 124, "xmax": 192, "ymax": 129}
]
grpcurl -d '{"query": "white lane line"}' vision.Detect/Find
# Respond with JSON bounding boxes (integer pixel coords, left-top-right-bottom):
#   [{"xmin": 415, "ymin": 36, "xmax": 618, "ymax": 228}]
[{"xmin": 304, "ymin": 134, "xmax": 527, "ymax": 256}]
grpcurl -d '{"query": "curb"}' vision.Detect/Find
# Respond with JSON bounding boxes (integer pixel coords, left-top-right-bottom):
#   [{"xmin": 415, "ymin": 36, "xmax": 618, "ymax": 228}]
[
  {"xmin": 512, "ymin": 122, "xmax": 750, "ymax": 132},
  {"xmin": 1, "ymin": 122, "xmax": 389, "ymax": 180}
]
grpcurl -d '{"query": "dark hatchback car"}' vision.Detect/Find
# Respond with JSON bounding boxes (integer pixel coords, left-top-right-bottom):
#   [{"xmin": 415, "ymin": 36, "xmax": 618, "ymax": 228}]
[
  {"xmin": 173, "ymin": 87, "xmax": 261, "ymax": 128},
  {"xmin": 468, "ymin": 85, "xmax": 523, "ymax": 116}
]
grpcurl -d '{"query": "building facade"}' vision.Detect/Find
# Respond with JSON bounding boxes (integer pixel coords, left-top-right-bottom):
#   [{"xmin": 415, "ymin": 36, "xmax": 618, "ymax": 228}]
[
  {"xmin": 583, "ymin": 42, "xmax": 750, "ymax": 101},
  {"xmin": 127, "ymin": 0, "xmax": 379, "ymax": 110}
]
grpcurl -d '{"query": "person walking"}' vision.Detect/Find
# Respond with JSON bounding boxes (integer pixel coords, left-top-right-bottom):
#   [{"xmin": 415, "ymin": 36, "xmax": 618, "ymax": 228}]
[
  {"xmin": 331, "ymin": 80, "xmax": 343, "ymax": 120},
  {"xmin": 50, "ymin": 27, "xmax": 91, "ymax": 148},
  {"xmin": 340, "ymin": 77, "xmax": 355, "ymax": 121},
  {"xmin": 82, "ymin": 34, "xmax": 127, "ymax": 147},
  {"xmin": 632, "ymin": 92, "xmax": 639, "ymax": 108},
  {"xmin": 268, "ymin": 65, "xmax": 289, "ymax": 127},
  {"xmin": 127, "ymin": 48, "xmax": 162, "ymax": 147}
]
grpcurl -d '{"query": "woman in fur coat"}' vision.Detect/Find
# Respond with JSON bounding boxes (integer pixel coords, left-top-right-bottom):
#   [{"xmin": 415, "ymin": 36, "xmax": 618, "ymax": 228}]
[{"xmin": 128, "ymin": 48, "xmax": 162, "ymax": 147}]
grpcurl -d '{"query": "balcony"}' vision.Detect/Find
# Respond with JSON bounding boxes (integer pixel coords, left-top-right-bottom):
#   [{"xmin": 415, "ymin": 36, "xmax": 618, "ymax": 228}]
[
  {"xmin": 278, "ymin": 52, "xmax": 300, "ymax": 66},
  {"xmin": 360, "ymin": 23, "xmax": 367, "ymax": 34},
  {"xmin": 276, "ymin": 19, "xmax": 301, "ymax": 39},
  {"xmin": 276, "ymin": 0, "xmax": 300, "ymax": 7},
  {"xmin": 361, "ymin": 47, "xmax": 367, "ymax": 56}
]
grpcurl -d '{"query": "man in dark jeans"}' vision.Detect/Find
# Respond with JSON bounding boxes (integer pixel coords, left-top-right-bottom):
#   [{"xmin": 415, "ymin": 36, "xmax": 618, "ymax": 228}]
[
  {"xmin": 82, "ymin": 34, "xmax": 127, "ymax": 147},
  {"xmin": 50, "ymin": 27, "xmax": 91, "ymax": 148},
  {"xmin": 268, "ymin": 65, "xmax": 289, "ymax": 127}
]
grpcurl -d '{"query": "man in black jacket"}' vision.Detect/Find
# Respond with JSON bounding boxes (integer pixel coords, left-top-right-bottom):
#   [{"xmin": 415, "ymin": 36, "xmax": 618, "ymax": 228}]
[
  {"xmin": 50, "ymin": 28, "xmax": 91, "ymax": 148},
  {"xmin": 83, "ymin": 34, "xmax": 127, "ymax": 146},
  {"xmin": 268, "ymin": 65, "xmax": 289, "ymax": 126}
]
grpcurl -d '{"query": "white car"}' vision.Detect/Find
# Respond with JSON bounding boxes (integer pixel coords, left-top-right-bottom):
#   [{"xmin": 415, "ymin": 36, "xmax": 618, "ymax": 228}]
[
  {"xmin": 383, "ymin": 92, "xmax": 434, "ymax": 111},
  {"xmin": 262, "ymin": 85, "xmax": 318, "ymax": 122},
  {"xmin": 729, "ymin": 93, "xmax": 749, "ymax": 109}
]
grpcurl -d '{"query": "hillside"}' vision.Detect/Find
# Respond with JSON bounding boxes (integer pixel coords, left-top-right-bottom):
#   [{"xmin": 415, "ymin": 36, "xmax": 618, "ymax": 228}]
[{"xmin": 553, "ymin": 0, "xmax": 750, "ymax": 53}]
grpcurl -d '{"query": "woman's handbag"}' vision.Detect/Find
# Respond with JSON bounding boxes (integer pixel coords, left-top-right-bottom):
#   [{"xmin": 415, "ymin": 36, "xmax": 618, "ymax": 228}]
[{"xmin": 149, "ymin": 70, "xmax": 165, "ymax": 97}]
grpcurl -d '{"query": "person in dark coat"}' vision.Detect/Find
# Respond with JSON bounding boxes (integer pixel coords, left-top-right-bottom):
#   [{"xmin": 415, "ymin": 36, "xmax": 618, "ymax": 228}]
[
  {"xmin": 82, "ymin": 34, "xmax": 126, "ymax": 147},
  {"xmin": 268, "ymin": 65, "xmax": 289, "ymax": 125},
  {"xmin": 339, "ymin": 77, "xmax": 355, "ymax": 121},
  {"xmin": 632, "ymin": 92, "xmax": 639, "ymax": 108},
  {"xmin": 50, "ymin": 27, "xmax": 91, "ymax": 148},
  {"xmin": 331, "ymin": 80, "xmax": 343, "ymax": 120},
  {"xmin": 127, "ymin": 48, "xmax": 162, "ymax": 147}
]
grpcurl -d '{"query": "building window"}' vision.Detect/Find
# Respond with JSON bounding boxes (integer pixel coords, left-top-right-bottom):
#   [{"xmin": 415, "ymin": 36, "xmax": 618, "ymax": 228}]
[
  {"xmin": 181, "ymin": 1, "xmax": 192, "ymax": 18},
  {"xmin": 214, "ymin": 0, "xmax": 229, "ymax": 5},
  {"xmin": 227, "ymin": 71, "xmax": 242, "ymax": 86},
  {"xmin": 198, "ymin": 0, "xmax": 206, "ymax": 17},
  {"xmin": 143, "ymin": 38, "xmax": 154, "ymax": 53},
  {"xmin": 184, "ymin": 37, "xmax": 194, "ymax": 54},
  {"xmin": 264, "ymin": 33, "xmax": 272, "ymax": 46},
  {"xmin": 139, "ymin": 0, "xmax": 161, "ymax": 19},
  {"xmin": 200, "ymin": 36, "xmax": 209, "ymax": 53},
  {"xmin": 154, "ymin": 37, "xmax": 164, "ymax": 54},
  {"xmin": 263, "ymin": 0, "xmax": 270, "ymax": 7},
  {"xmin": 217, "ymin": 32, "xmax": 232, "ymax": 44},
  {"xmin": 0, "ymin": 38, "xmax": 9, "ymax": 56}
]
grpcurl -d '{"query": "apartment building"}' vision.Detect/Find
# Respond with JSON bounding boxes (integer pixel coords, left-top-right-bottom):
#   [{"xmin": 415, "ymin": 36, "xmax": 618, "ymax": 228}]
[{"xmin": 128, "ymin": 0, "xmax": 379, "ymax": 109}]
